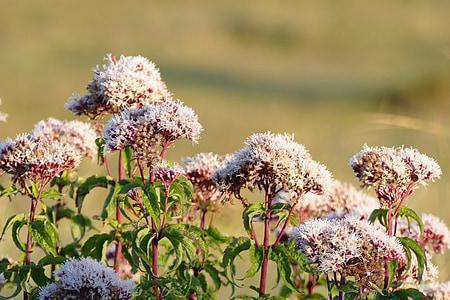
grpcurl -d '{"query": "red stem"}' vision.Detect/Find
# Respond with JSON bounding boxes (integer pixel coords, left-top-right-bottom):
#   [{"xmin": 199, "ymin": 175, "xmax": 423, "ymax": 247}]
[
  {"xmin": 114, "ymin": 151, "xmax": 124, "ymax": 272},
  {"xmin": 200, "ymin": 209, "xmax": 207, "ymax": 230},
  {"xmin": 105, "ymin": 156, "xmax": 112, "ymax": 177},
  {"xmin": 24, "ymin": 195, "xmax": 39, "ymax": 300},
  {"xmin": 259, "ymin": 188, "xmax": 271, "ymax": 296},
  {"xmin": 273, "ymin": 199, "xmax": 299, "ymax": 248}
]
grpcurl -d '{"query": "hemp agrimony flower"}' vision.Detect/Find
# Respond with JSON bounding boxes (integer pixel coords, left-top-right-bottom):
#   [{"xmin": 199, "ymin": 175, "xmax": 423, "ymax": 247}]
[
  {"xmin": 420, "ymin": 281, "xmax": 450, "ymax": 299},
  {"xmin": 32, "ymin": 118, "xmax": 98, "ymax": 159},
  {"xmin": 350, "ymin": 145, "xmax": 441, "ymax": 205},
  {"xmin": 0, "ymin": 134, "xmax": 80, "ymax": 185},
  {"xmin": 38, "ymin": 258, "xmax": 135, "ymax": 300},
  {"xmin": 183, "ymin": 152, "xmax": 228, "ymax": 203},
  {"xmin": 291, "ymin": 216, "xmax": 406, "ymax": 292},
  {"xmin": 103, "ymin": 100, "xmax": 202, "ymax": 163},
  {"xmin": 214, "ymin": 132, "xmax": 333, "ymax": 199},
  {"xmin": 65, "ymin": 54, "xmax": 170, "ymax": 118}
]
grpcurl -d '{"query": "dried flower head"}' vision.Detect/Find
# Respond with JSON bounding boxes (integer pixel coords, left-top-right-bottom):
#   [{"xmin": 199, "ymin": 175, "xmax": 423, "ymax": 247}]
[
  {"xmin": 350, "ymin": 145, "xmax": 441, "ymax": 204},
  {"xmin": 65, "ymin": 54, "xmax": 170, "ymax": 118},
  {"xmin": 214, "ymin": 132, "xmax": 332, "ymax": 200},
  {"xmin": 103, "ymin": 100, "xmax": 202, "ymax": 163},
  {"xmin": 38, "ymin": 258, "xmax": 134, "ymax": 300},
  {"xmin": 183, "ymin": 152, "xmax": 229, "ymax": 203},
  {"xmin": 297, "ymin": 180, "xmax": 379, "ymax": 220},
  {"xmin": 420, "ymin": 281, "xmax": 450, "ymax": 300},
  {"xmin": 0, "ymin": 134, "xmax": 80, "ymax": 185},
  {"xmin": 32, "ymin": 118, "xmax": 98, "ymax": 159},
  {"xmin": 291, "ymin": 216, "xmax": 406, "ymax": 292},
  {"xmin": 397, "ymin": 213, "xmax": 450, "ymax": 255}
]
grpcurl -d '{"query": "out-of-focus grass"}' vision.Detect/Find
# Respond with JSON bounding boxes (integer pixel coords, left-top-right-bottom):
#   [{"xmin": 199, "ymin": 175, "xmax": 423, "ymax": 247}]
[{"xmin": 0, "ymin": 0, "xmax": 449, "ymax": 293}]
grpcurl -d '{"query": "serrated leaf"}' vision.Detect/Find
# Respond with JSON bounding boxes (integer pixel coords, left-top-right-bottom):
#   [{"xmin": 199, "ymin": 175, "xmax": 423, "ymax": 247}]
[
  {"xmin": 387, "ymin": 260, "xmax": 398, "ymax": 288},
  {"xmin": 245, "ymin": 244, "xmax": 263, "ymax": 278},
  {"xmin": 223, "ymin": 237, "xmax": 251, "ymax": 278},
  {"xmin": 392, "ymin": 288, "xmax": 426, "ymax": 300},
  {"xmin": 30, "ymin": 219, "xmax": 58, "ymax": 256},
  {"xmin": 269, "ymin": 244, "xmax": 298, "ymax": 293},
  {"xmin": 242, "ymin": 203, "xmax": 265, "ymax": 235},
  {"xmin": 142, "ymin": 185, "xmax": 161, "ymax": 227},
  {"xmin": 399, "ymin": 207, "xmax": 424, "ymax": 236},
  {"xmin": 75, "ymin": 175, "xmax": 111, "ymax": 211},
  {"xmin": 398, "ymin": 237, "xmax": 426, "ymax": 282}
]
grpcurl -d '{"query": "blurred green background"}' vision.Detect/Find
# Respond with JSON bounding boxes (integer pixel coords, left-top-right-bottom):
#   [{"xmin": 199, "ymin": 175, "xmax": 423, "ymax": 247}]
[{"xmin": 1, "ymin": 0, "xmax": 449, "ymax": 292}]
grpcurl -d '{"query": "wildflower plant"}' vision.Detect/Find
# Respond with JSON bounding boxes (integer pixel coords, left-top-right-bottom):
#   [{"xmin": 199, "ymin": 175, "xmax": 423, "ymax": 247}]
[{"xmin": 0, "ymin": 53, "xmax": 449, "ymax": 300}]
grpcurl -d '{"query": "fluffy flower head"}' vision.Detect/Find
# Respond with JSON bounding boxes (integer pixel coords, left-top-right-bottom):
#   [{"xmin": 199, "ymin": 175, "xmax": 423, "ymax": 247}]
[
  {"xmin": 420, "ymin": 281, "xmax": 450, "ymax": 300},
  {"xmin": 65, "ymin": 54, "xmax": 169, "ymax": 118},
  {"xmin": 214, "ymin": 132, "xmax": 332, "ymax": 200},
  {"xmin": 0, "ymin": 134, "xmax": 80, "ymax": 184},
  {"xmin": 32, "ymin": 118, "xmax": 98, "ymax": 159},
  {"xmin": 38, "ymin": 258, "xmax": 134, "ymax": 300}
]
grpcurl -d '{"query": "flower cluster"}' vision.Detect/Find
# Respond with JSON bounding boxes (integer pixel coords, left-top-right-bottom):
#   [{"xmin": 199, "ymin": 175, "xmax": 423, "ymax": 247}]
[
  {"xmin": 214, "ymin": 132, "xmax": 333, "ymax": 199},
  {"xmin": 291, "ymin": 216, "xmax": 406, "ymax": 292},
  {"xmin": 0, "ymin": 134, "xmax": 80, "ymax": 184},
  {"xmin": 296, "ymin": 180, "xmax": 379, "ymax": 221},
  {"xmin": 402, "ymin": 254, "xmax": 439, "ymax": 286},
  {"xmin": 350, "ymin": 145, "xmax": 442, "ymax": 205},
  {"xmin": 397, "ymin": 213, "xmax": 450, "ymax": 255},
  {"xmin": 154, "ymin": 162, "xmax": 184, "ymax": 187},
  {"xmin": 32, "ymin": 118, "xmax": 98, "ymax": 159},
  {"xmin": 66, "ymin": 54, "xmax": 170, "ymax": 118},
  {"xmin": 183, "ymin": 152, "xmax": 229, "ymax": 203},
  {"xmin": 420, "ymin": 281, "xmax": 450, "ymax": 300},
  {"xmin": 38, "ymin": 258, "xmax": 135, "ymax": 300},
  {"xmin": 103, "ymin": 100, "xmax": 202, "ymax": 163}
]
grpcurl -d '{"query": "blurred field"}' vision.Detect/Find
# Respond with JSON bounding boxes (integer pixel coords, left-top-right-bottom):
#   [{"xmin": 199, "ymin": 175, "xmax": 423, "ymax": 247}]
[{"xmin": 1, "ymin": 0, "xmax": 449, "ymax": 293}]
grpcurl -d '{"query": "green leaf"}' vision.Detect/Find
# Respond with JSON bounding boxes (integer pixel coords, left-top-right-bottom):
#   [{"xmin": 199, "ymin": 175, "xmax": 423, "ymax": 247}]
[
  {"xmin": 392, "ymin": 288, "xmax": 426, "ymax": 300},
  {"xmin": 245, "ymin": 244, "xmax": 263, "ymax": 278},
  {"xmin": 398, "ymin": 207, "xmax": 424, "ymax": 236},
  {"xmin": 387, "ymin": 260, "xmax": 398, "ymax": 289},
  {"xmin": 12, "ymin": 218, "xmax": 27, "ymax": 253},
  {"xmin": 269, "ymin": 244, "xmax": 298, "ymax": 293},
  {"xmin": 398, "ymin": 237, "xmax": 426, "ymax": 282},
  {"xmin": 0, "ymin": 185, "xmax": 18, "ymax": 199},
  {"xmin": 30, "ymin": 219, "xmax": 58, "ymax": 256},
  {"xmin": 81, "ymin": 233, "xmax": 113, "ymax": 260},
  {"xmin": 123, "ymin": 146, "xmax": 133, "ymax": 177},
  {"xmin": 223, "ymin": 237, "xmax": 251, "ymax": 278},
  {"xmin": 41, "ymin": 188, "xmax": 63, "ymax": 200},
  {"xmin": 204, "ymin": 264, "xmax": 222, "ymax": 290},
  {"xmin": 75, "ymin": 175, "xmax": 111, "ymax": 211},
  {"xmin": 242, "ymin": 203, "xmax": 265, "ymax": 236},
  {"xmin": 1, "ymin": 213, "xmax": 26, "ymax": 240},
  {"xmin": 142, "ymin": 185, "xmax": 161, "ymax": 227},
  {"xmin": 37, "ymin": 255, "xmax": 66, "ymax": 267},
  {"xmin": 369, "ymin": 208, "xmax": 388, "ymax": 227},
  {"xmin": 30, "ymin": 265, "xmax": 51, "ymax": 286}
]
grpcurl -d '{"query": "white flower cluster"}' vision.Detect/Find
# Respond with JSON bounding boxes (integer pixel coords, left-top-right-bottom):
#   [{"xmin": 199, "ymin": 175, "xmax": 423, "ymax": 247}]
[
  {"xmin": 397, "ymin": 213, "xmax": 450, "ymax": 255},
  {"xmin": 420, "ymin": 281, "xmax": 450, "ymax": 300},
  {"xmin": 214, "ymin": 132, "xmax": 333, "ymax": 199},
  {"xmin": 66, "ymin": 54, "xmax": 169, "ymax": 118},
  {"xmin": 291, "ymin": 216, "xmax": 406, "ymax": 292},
  {"xmin": 32, "ymin": 118, "xmax": 98, "ymax": 159},
  {"xmin": 402, "ymin": 253, "xmax": 439, "ymax": 286},
  {"xmin": 38, "ymin": 258, "xmax": 134, "ymax": 300},
  {"xmin": 297, "ymin": 180, "xmax": 379, "ymax": 220},
  {"xmin": 103, "ymin": 100, "xmax": 202, "ymax": 163},
  {"xmin": 0, "ymin": 134, "xmax": 80, "ymax": 184},
  {"xmin": 350, "ymin": 145, "xmax": 442, "ymax": 204},
  {"xmin": 154, "ymin": 161, "xmax": 184, "ymax": 186},
  {"xmin": 183, "ymin": 152, "xmax": 229, "ymax": 203}
]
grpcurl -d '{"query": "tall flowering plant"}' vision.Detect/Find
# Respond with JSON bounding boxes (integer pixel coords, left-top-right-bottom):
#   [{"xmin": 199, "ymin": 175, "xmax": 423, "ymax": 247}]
[{"xmin": 0, "ymin": 53, "xmax": 449, "ymax": 300}]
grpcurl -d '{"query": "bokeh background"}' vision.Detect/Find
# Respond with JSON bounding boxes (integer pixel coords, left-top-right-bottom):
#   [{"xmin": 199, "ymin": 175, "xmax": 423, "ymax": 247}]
[{"xmin": 1, "ymin": 0, "xmax": 449, "ymax": 293}]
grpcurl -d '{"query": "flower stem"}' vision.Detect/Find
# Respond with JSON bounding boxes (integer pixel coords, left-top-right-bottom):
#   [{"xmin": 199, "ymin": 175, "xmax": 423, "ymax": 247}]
[
  {"xmin": 259, "ymin": 188, "xmax": 271, "ymax": 297},
  {"xmin": 114, "ymin": 151, "xmax": 124, "ymax": 273},
  {"xmin": 24, "ymin": 195, "xmax": 39, "ymax": 300}
]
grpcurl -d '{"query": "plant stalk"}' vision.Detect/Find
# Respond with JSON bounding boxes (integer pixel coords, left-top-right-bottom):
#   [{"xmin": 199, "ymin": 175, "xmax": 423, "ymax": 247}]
[
  {"xmin": 259, "ymin": 188, "xmax": 271, "ymax": 296},
  {"xmin": 24, "ymin": 195, "xmax": 39, "ymax": 300},
  {"xmin": 114, "ymin": 151, "xmax": 124, "ymax": 272}
]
